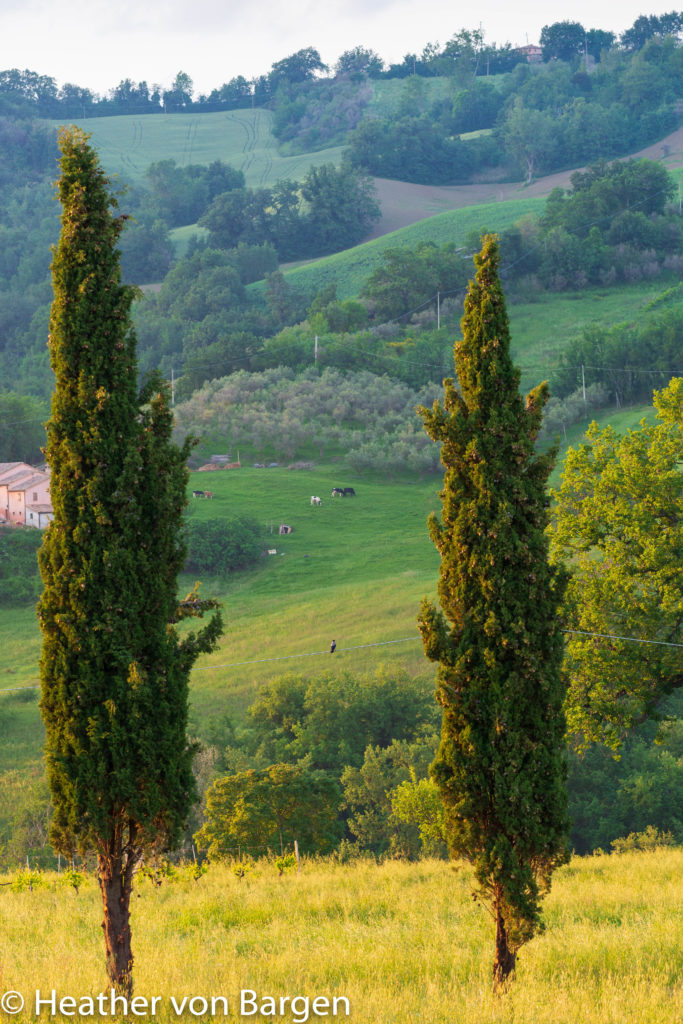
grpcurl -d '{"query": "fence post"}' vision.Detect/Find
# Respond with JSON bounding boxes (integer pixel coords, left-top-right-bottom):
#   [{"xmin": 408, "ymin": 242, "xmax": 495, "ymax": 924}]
[{"xmin": 294, "ymin": 840, "xmax": 300, "ymax": 874}]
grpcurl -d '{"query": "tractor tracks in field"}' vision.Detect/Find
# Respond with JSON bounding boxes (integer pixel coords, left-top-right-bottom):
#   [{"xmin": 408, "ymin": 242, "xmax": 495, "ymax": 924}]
[
  {"xmin": 226, "ymin": 112, "xmax": 273, "ymax": 186},
  {"xmin": 118, "ymin": 120, "xmax": 145, "ymax": 175},
  {"xmin": 181, "ymin": 120, "xmax": 199, "ymax": 165}
]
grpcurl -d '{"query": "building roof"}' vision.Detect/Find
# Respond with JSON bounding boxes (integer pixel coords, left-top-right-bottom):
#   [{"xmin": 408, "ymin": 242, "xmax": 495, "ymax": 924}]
[
  {"xmin": 0, "ymin": 463, "xmax": 35, "ymax": 485},
  {"xmin": 8, "ymin": 471, "xmax": 50, "ymax": 493}
]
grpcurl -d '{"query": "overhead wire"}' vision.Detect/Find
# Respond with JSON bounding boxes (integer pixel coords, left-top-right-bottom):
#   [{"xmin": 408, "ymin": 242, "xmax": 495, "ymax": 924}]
[{"xmin": 1, "ymin": 628, "xmax": 680, "ymax": 697}]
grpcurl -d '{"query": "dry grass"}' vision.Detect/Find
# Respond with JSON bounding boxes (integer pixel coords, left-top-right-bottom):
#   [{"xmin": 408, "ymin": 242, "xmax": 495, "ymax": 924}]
[{"xmin": 0, "ymin": 851, "xmax": 681, "ymax": 1023}]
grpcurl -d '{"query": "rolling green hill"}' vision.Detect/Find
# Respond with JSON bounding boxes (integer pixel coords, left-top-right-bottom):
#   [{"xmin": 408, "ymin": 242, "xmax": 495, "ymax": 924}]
[
  {"xmin": 274, "ymin": 195, "xmax": 546, "ymax": 300},
  {"xmin": 55, "ymin": 110, "xmax": 344, "ymax": 188}
]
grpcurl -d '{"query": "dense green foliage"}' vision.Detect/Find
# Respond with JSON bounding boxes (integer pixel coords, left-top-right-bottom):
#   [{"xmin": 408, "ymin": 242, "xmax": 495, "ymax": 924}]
[
  {"xmin": 199, "ymin": 162, "xmax": 379, "ymax": 260},
  {"xmin": 145, "ymin": 158, "xmax": 246, "ymax": 228},
  {"xmin": 247, "ymin": 668, "xmax": 435, "ymax": 776},
  {"xmin": 0, "ymin": 392, "xmax": 48, "ymax": 462},
  {"xmin": 37, "ymin": 128, "xmax": 222, "ymax": 992},
  {"xmin": 500, "ymin": 158, "xmax": 683, "ymax": 292},
  {"xmin": 185, "ymin": 516, "xmax": 262, "ymax": 575},
  {"xmin": 552, "ymin": 303, "xmax": 683, "ymax": 406},
  {"xmin": 173, "ymin": 367, "xmax": 442, "ymax": 470},
  {"xmin": 568, "ymin": 698, "xmax": 683, "ymax": 853},
  {"xmin": 551, "ymin": 379, "xmax": 683, "ymax": 749},
  {"xmin": 189, "ymin": 668, "xmax": 436, "ymax": 859},
  {"xmin": 346, "ymin": 39, "xmax": 682, "ymax": 184},
  {"xmin": 195, "ymin": 762, "xmax": 343, "ymax": 857},
  {"xmin": 417, "ymin": 237, "xmax": 569, "ymax": 981},
  {"xmin": 341, "ymin": 734, "xmax": 441, "ymax": 858}
]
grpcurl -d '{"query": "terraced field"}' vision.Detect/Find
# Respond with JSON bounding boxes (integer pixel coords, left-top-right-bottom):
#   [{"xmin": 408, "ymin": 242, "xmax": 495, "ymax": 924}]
[{"xmin": 56, "ymin": 110, "xmax": 344, "ymax": 188}]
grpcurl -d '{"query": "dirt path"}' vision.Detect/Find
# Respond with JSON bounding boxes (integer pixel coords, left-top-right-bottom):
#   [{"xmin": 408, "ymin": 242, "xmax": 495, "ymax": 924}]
[{"xmin": 368, "ymin": 125, "xmax": 683, "ymax": 239}]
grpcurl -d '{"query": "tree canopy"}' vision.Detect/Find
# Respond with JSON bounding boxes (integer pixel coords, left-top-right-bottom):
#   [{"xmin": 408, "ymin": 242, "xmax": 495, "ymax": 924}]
[{"xmin": 551, "ymin": 377, "xmax": 683, "ymax": 750}]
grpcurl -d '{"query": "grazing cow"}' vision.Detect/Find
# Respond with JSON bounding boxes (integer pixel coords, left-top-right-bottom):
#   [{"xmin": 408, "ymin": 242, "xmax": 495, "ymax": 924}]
[
  {"xmin": 192, "ymin": 490, "xmax": 205, "ymax": 498},
  {"xmin": 310, "ymin": 495, "xmax": 322, "ymax": 506},
  {"xmin": 331, "ymin": 488, "xmax": 344, "ymax": 497},
  {"xmin": 204, "ymin": 491, "xmax": 213, "ymax": 499},
  {"xmin": 342, "ymin": 487, "xmax": 356, "ymax": 497}
]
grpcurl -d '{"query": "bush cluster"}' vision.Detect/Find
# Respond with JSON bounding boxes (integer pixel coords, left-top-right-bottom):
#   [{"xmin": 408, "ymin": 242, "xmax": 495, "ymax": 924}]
[{"xmin": 184, "ymin": 517, "xmax": 262, "ymax": 576}]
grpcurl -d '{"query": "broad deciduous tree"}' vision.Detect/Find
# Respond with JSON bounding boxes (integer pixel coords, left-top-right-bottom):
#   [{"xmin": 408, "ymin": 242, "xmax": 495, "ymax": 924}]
[
  {"xmin": 195, "ymin": 763, "xmax": 342, "ymax": 856},
  {"xmin": 550, "ymin": 378, "xmax": 683, "ymax": 750},
  {"xmin": 38, "ymin": 127, "xmax": 222, "ymax": 995},
  {"xmin": 418, "ymin": 235, "xmax": 569, "ymax": 985},
  {"xmin": 540, "ymin": 21, "xmax": 586, "ymax": 63}
]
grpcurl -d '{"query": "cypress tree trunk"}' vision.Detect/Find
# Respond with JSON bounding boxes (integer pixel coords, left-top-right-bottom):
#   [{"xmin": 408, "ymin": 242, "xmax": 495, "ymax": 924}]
[
  {"xmin": 98, "ymin": 837, "xmax": 139, "ymax": 996},
  {"xmin": 493, "ymin": 889, "xmax": 517, "ymax": 985},
  {"xmin": 418, "ymin": 235, "xmax": 569, "ymax": 986}
]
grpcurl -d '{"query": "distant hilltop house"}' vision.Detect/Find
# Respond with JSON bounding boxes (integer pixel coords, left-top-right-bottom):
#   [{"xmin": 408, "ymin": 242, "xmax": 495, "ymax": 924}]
[
  {"xmin": 515, "ymin": 44, "xmax": 543, "ymax": 63},
  {"xmin": 0, "ymin": 462, "xmax": 53, "ymax": 528}
]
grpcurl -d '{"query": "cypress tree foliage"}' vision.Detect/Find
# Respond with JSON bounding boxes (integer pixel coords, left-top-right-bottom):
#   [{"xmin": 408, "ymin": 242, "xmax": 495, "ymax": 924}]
[
  {"xmin": 417, "ymin": 235, "xmax": 569, "ymax": 986},
  {"xmin": 38, "ymin": 127, "xmax": 222, "ymax": 995}
]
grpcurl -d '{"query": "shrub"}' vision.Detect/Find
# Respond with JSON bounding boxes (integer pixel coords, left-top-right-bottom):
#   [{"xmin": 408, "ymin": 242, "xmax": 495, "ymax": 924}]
[
  {"xmin": 610, "ymin": 826, "xmax": 678, "ymax": 853},
  {"xmin": 185, "ymin": 517, "xmax": 262, "ymax": 575}
]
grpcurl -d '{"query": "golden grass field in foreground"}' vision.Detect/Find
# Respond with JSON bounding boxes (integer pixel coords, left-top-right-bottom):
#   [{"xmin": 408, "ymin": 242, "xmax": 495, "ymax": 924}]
[{"xmin": 0, "ymin": 851, "xmax": 681, "ymax": 1024}]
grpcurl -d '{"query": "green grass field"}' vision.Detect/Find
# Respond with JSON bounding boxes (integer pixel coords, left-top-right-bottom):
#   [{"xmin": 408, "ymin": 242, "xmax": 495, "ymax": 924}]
[
  {"xmin": 55, "ymin": 111, "xmax": 344, "ymax": 188},
  {"xmin": 0, "ymin": 850, "xmax": 681, "ymax": 1024}
]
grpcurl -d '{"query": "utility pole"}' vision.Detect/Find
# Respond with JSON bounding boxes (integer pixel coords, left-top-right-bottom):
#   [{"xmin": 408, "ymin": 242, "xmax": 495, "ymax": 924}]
[
  {"xmin": 437, "ymin": 292, "xmax": 441, "ymax": 331},
  {"xmin": 314, "ymin": 335, "xmax": 318, "ymax": 366},
  {"xmin": 581, "ymin": 364, "xmax": 587, "ymax": 417},
  {"xmin": 171, "ymin": 367, "xmax": 175, "ymax": 406}
]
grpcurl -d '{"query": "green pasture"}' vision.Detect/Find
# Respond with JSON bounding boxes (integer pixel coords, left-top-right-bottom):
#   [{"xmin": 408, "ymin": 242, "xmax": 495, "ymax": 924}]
[
  {"xmin": 54, "ymin": 111, "xmax": 344, "ymax": 189},
  {"xmin": 1, "ymin": 851, "xmax": 681, "ymax": 1023},
  {"xmin": 0, "ymin": 466, "xmax": 442, "ymax": 778},
  {"xmin": 271, "ymin": 195, "xmax": 547, "ymax": 301},
  {"xmin": 509, "ymin": 280, "xmax": 680, "ymax": 393}
]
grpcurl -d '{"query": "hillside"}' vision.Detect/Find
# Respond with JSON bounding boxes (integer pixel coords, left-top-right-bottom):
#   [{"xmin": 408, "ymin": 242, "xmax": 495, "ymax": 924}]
[
  {"xmin": 370, "ymin": 124, "xmax": 683, "ymax": 237},
  {"xmin": 57, "ymin": 110, "xmax": 683, "ymax": 243},
  {"xmin": 0, "ymin": 398, "xmax": 657, "ymax": 781},
  {"xmin": 55, "ymin": 110, "xmax": 344, "ymax": 189}
]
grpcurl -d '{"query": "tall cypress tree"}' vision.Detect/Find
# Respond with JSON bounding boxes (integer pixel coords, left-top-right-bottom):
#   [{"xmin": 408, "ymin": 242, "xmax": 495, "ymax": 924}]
[
  {"xmin": 418, "ymin": 235, "xmax": 568, "ymax": 985},
  {"xmin": 38, "ymin": 128, "xmax": 222, "ymax": 995}
]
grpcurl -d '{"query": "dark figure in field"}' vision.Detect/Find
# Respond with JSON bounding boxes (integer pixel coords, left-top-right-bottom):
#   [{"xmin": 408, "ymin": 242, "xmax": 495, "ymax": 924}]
[{"xmin": 330, "ymin": 640, "xmax": 336, "ymax": 654}]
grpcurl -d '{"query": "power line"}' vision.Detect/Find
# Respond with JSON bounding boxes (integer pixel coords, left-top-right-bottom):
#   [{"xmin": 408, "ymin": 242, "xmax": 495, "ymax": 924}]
[
  {"xmin": 562, "ymin": 629, "xmax": 683, "ymax": 649},
  {"xmin": 192, "ymin": 636, "xmax": 417, "ymax": 672},
  {"xmin": 2, "ymin": 627, "xmax": 680, "ymax": 696}
]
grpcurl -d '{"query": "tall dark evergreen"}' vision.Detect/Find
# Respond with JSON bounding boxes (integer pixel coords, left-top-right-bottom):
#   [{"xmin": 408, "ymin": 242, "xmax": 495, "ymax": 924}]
[
  {"xmin": 38, "ymin": 128, "xmax": 222, "ymax": 995},
  {"xmin": 417, "ymin": 235, "xmax": 569, "ymax": 985}
]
